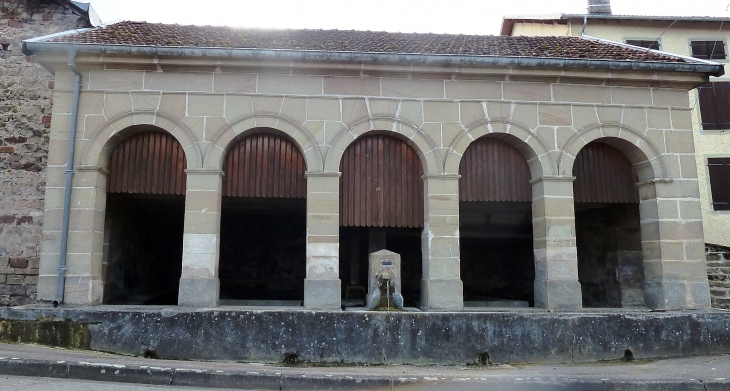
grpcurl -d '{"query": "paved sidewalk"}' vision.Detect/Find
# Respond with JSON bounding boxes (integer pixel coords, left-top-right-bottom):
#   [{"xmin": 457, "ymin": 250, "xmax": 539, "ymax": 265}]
[{"xmin": 0, "ymin": 343, "xmax": 727, "ymax": 390}]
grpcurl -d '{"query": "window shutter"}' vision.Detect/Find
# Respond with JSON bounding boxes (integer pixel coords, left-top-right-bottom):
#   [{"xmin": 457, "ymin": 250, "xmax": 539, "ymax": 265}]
[
  {"xmin": 698, "ymin": 83, "xmax": 720, "ymax": 130},
  {"xmin": 715, "ymin": 83, "xmax": 730, "ymax": 129},
  {"xmin": 708, "ymin": 158, "xmax": 730, "ymax": 211},
  {"xmin": 691, "ymin": 41, "xmax": 709, "ymax": 58},
  {"xmin": 625, "ymin": 40, "xmax": 660, "ymax": 50},
  {"xmin": 710, "ymin": 41, "xmax": 727, "ymax": 59},
  {"xmin": 698, "ymin": 82, "xmax": 730, "ymax": 130},
  {"xmin": 691, "ymin": 41, "xmax": 726, "ymax": 59}
]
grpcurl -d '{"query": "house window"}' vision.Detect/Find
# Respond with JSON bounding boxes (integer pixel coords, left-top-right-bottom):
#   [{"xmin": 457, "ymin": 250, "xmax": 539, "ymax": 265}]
[
  {"xmin": 708, "ymin": 158, "xmax": 730, "ymax": 211},
  {"xmin": 625, "ymin": 40, "xmax": 660, "ymax": 50},
  {"xmin": 690, "ymin": 41, "xmax": 727, "ymax": 59},
  {"xmin": 697, "ymin": 82, "xmax": 730, "ymax": 130}
]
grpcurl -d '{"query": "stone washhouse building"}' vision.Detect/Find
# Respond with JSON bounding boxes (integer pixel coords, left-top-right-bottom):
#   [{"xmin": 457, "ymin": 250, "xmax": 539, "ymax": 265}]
[
  {"xmin": 501, "ymin": 0, "xmax": 730, "ymax": 308},
  {"xmin": 21, "ymin": 21, "xmax": 724, "ymax": 311}
]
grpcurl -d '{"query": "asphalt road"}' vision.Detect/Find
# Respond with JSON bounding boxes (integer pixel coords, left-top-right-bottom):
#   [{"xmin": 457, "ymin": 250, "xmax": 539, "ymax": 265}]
[
  {"xmin": 0, "ymin": 375, "xmax": 242, "ymax": 391},
  {"xmin": 0, "ymin": 343, "xmax": 729, "ymax": 390}
]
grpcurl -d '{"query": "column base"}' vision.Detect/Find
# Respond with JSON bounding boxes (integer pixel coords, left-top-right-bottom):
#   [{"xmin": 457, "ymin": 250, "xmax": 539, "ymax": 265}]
[
  {"xmin": 178, "ymin": 277, "xmax": 219, "ymax": 307},
  {"xmin": 644, "ymin": 280, "xmax": 711, "ymax": 309},
  {"xmin": 37, "ymin": 275, "xmax": 60, "ymax": 303},
  {"xmin": 304, "ymin": 278, "xmax": 341, "ymax": 310},
  {"xmin": 534, "ymin": 279, "xmax": 582, "ymax": 310},
  {"xmin": 43, "ymin": 275, "xmax": 104, "ymax": 305},
  {"xmin": 420, "ymin": 279, "xmax": 463, "ymax": 311}
]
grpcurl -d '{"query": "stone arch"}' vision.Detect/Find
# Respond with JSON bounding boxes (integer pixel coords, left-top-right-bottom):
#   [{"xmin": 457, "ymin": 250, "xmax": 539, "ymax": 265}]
[
  {"xmin": 205, "ymin": 113, "xmax": 323, "ymax": 172},
  {"xmin": 444, "ymin": 120, "xmax": 556, "ymax": 178},
  {"xmin": 559, "ymin": 124, "xmax": 668, "ymax": 182},
  {"xmin": 79, "ymin": 110, "xmax": 202, "ymax": 171},
  {"xmin": 324, "ymin": 116, "xmax": 442, "ymax": 174}
]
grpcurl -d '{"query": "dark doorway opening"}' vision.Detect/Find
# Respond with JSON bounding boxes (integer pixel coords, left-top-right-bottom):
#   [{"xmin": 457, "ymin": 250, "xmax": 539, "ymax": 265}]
[
  {"xmin": 339, "ymin": 134, "xmax": 424, "ymax": 308},
  {"xmin": 102, "ymin": 129, "xmax": 186, "ymax": 305},
  {"xmin": 576, "ymin": 203, "xmax": 643, "ymax": 308},
  {"xmin": 458, "ymin": 137, "xmax": 534, "ymax": 307},
  {"xmin": 218, "ymin": 130, "xmax": 307, "ymax": 306},
  {"xmin": 574, "ymin": 141, "xmax": 644, "ymax": 308},
  {"xmin": 103, "ymin": 195, "xmax": 184, "ymax": 304},
  {"xmin": 460, "ymin": 201, "xmax": 534, "ymax": 306},
  {"xmin": 219, "ymin": 197, "xmax": 306, "ymax": 303}
]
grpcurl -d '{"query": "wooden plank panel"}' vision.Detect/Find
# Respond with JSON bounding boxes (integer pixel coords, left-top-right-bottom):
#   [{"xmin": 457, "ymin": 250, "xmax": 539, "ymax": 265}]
[
  {"xmin": 222, "ymin": 133, "xmax": 306, "ymax": 198},
  {"xmin": 713, "ymin": 82, "xmax": 730, "ymax": 130},
  {"xmin": 340, "ymin": 134, "xmax": 424, "ymax": 228},
  {"xmin": 459, "ymin": 137, "xmax": 532, "ymax": 202},
  {"xmin": 107, "ymin": 131, "xmax": 186, "ymax": 195},
  {"xmin": 160, "ymin": 133, "xmax": 170, "ymax": 194},
  {"xmin": 573, "ymin": 142, "xmax": 639, "ymax": 204},
  {"xmin": 698, "ymin": 83, "xmax": 720, "ymax": 130}
]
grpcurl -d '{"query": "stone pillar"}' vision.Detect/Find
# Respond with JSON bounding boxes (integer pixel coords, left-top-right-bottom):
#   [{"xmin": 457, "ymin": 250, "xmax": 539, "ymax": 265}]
[
  {"xmin": 639, "ymin": 180, "xmax": 711, "ymax": 309},
  {"xmin": 531, "ymin": 176, "xmax": 582, "ymax": 310},
  {"xmin": 303, "ymin": 171, "xmax": 341, "ymax": 310},
  {"xmin": 178, "ymin": 169, "xmax": 222, "ymax": 307},
  {"xmin": 38, "ymin": 165, "xmax": 107, "ymax": 305},
  {"xmin": 421, "ymin": 174, "xmax": 463, "ymax": 310}
]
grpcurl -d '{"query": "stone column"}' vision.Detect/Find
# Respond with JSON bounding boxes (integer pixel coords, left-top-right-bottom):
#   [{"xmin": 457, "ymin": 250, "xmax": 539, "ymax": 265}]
[
  {"xmin": 178, "ymin": 169, "xmax": 222, "ymax": 307},
  {"xmin": 531, "ymin": 176, "xmax": 582, "ymax": 309},
  {"xmin": 303, "ymin": 171, "xmax": 341, "ymax": 310},
  {"xmin": 38, "ymin": 165, "xmax": 107, "ymax": 305},
  {"xmin": 421, "ymin": 174, "xmax": 463, "ymax": 311},
  {"xmin": 639, "ymin": 180, "xmax": 711, "ymax": 309}
]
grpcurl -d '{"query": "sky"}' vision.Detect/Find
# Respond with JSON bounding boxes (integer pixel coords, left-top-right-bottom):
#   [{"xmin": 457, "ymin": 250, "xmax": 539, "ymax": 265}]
[{"xmin": 85, "ymin": 0, "xmax": 730, "ymax": 35}]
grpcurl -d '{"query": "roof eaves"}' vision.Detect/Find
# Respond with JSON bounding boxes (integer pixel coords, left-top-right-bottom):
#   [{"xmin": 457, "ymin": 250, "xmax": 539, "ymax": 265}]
[
  {"xmin": 21, "ymin": 40, "xmax": 725, "ymax": 77},
  {"xmin": 580, "ymin": 34, "xmax": 724, "ymax": 76},
  {"xmin": 21, "ymin": 27, "xmax": 95, "ymax": 55},
  {"xmin": 501, "ymin": 13, "xmax": 730, "ymax": 35},
  {"xmin": 561, "ymin": 14, "xmax": 730, "ymax": 23}
]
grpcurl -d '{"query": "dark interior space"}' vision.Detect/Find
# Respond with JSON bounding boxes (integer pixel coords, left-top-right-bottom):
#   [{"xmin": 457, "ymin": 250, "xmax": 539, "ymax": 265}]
[
  {"xmin": 576, "ymin": 203, "xmax": 644, "ymax": 308},
  {"xmin": 338, "ymin": 134, "xmax": 425, "ymax": 308},
  {"xmin": 573, "ymin": 141, "xmax": 644, "ymax": 308},
  {"xmin": 339, "ymin": 226, "xmax": 422, "ymax": 307},
  {"xmin": 459, "ymin": 201, "xmax": 534, "ymax": 305},
  {"xmin": 219, "ymin": 197, "xmax": 306, "ymax": 303},
  {"xmin": 103, "ymin": 193, "xmax": 184, "ymax": 305}
]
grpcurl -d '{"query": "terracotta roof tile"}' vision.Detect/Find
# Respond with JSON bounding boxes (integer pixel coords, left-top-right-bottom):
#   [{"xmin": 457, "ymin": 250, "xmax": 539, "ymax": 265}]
[{"xmin": 52, "ymin": 21, "xmax": 686, "ymax": 63}]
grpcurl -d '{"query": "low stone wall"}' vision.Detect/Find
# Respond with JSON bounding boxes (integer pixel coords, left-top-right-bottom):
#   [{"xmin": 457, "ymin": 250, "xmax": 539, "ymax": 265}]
[
  {"xmin": 707, "ymin": 244, "xmax": 730, "ymax": 309},
  {"xmin": 0, "ymin": 1, "xmax": 88, "ymax": 306},
  {"xmin": 1, "ymin": 307, "xmax": 729, "ymax": 365}
]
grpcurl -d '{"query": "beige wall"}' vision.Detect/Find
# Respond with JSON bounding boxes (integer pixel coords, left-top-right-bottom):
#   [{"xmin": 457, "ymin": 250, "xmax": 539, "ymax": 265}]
[
  {"xmin": 512, "ymin": 22, "xmax": 571, "ymax": 37},
  {"xmin": 512, "ymin": 18, "xmax": 730, "ymax": 248},
  {"xmin": 37, "ymin": 54, "xmax": 712, "ymax": 310}
]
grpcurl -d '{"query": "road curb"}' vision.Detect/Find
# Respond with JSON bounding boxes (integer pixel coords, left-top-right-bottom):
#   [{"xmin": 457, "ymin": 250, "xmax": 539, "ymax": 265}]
[
  {"xmin": 0, "ymin": 356, "xmax": 405, "ymax": 390},
  {"xmin": 1, "ymin": 355, "xmax": 729, "ymax": 390}
]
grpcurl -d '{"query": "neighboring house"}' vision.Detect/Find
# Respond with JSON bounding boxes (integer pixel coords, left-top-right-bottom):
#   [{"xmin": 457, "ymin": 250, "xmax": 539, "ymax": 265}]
[
  {"xmin": 501, "ymin": 1, "xmax": 730, "ymax": 308},
  {"xmin": 21, "ymin": 21, "xmax": 721, "ymax": 311},
  {"xmin": 0, "ymin": 0, "xmax": 96, "ymax": 306}
]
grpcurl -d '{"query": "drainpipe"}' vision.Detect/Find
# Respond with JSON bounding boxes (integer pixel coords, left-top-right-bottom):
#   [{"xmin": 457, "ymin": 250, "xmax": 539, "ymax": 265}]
[{"xmin": 54, "ymin": 48, "xmax": 82, "ymax": 307}]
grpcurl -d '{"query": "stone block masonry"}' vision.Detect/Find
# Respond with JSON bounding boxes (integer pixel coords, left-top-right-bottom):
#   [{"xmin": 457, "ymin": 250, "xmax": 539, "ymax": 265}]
[
  {"xmin": 0, "ymin": 1, "xmax": 89, "ymax": 306},
  {"xmin": 707, "ymin": 244, "xmax": 730, "ymax": 309},
  {"xmin": 2, "ymin": 307, "xmax": 730, "ymax": 365}
]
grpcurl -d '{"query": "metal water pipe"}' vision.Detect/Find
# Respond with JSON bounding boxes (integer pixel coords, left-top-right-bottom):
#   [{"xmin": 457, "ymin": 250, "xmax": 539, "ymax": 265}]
[{"xmin": 53, "ymin": 48, "xmax": 82, "ymax": 307}]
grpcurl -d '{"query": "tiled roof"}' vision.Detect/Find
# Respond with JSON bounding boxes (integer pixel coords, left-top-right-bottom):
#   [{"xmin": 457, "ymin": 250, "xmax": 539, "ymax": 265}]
[{"xmin": 50, "ymin": 21, "xmax": 687, "ymax": 63}]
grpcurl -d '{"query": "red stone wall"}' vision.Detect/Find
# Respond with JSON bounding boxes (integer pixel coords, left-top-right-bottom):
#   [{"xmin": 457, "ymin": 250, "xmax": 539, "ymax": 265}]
[
  {"xmin": 707, "ymin": 244, "xmax": 730, "ymax": 309},
  {"xmin": 0, "ymin": 0, "xmax": 88, "ymax": 306}
]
